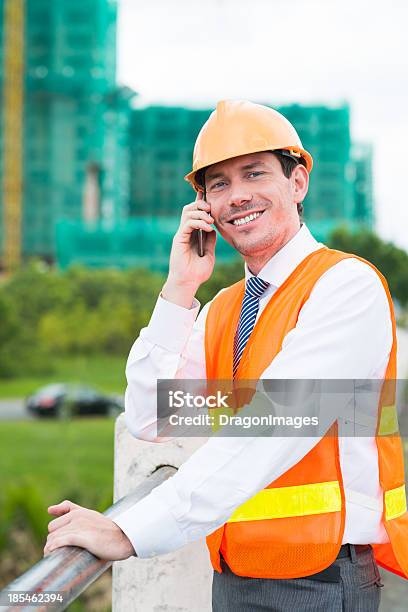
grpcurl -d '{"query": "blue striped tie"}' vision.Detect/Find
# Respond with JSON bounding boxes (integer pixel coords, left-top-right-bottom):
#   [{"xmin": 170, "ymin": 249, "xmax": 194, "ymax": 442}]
[{"xmin": 233, "ymin": 276, "xmax": 270, "ymax": 377}]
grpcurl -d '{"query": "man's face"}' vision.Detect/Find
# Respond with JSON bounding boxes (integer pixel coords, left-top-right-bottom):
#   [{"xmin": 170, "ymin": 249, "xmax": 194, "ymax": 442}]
[{"xmin": 204, "ymin": 152, "xmax": 308, "ymax": 257}]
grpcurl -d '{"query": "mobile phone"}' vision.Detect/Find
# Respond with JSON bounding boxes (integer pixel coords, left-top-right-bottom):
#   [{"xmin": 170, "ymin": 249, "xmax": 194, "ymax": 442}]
[
  {"xmin": 197, "ymin": 185, "xmax": 207, "ymax": 257},
  {"xmin": 197, "ymin": 228, "xmax": 204, "ymax": 257}
]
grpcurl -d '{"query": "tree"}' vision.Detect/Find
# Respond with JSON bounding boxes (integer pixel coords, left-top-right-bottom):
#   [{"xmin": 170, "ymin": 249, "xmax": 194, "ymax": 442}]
[
  {"xmin": 328, "ymin": 226, "xmax": 408, "ymax": 307},
  {"xmin": 0, "ymin": 292, "xmax": 53, "ymax": 378}
]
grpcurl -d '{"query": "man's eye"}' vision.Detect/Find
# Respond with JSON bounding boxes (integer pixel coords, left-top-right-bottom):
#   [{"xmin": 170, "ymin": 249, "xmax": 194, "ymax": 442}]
[
  {"xmin": 210, "ymin": 181, "xmax": 226, "ymax": 190},
  {"xmin": 248, "ymin": 171, "xmax": 264, "ymax": 178}
]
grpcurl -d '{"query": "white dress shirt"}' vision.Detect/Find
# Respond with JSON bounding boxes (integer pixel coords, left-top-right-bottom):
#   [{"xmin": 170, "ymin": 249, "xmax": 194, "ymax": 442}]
[{"xmin": 113, "ymin": 224, "xmax": 393, "ymax": 558}]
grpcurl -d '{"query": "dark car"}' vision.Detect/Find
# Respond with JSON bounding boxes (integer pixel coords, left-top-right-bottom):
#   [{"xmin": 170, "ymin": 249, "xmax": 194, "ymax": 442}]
[{"xmin": 26, "ymin": 383, "xmax": 123, "ymax": 418}]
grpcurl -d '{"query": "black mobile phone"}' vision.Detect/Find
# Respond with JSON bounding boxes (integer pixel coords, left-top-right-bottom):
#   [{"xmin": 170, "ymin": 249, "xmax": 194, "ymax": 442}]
[
  {"xmin": 197, "ymin": 186, "xmax": 206, "ymax": 257},
  {"xmin": 198, "ymin": 229, "xmax": 204, "ymax": 257}
]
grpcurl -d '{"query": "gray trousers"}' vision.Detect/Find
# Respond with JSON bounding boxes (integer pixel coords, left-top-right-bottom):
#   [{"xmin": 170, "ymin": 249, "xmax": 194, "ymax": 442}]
[{"xmin": 212, "ymin": 546, "xmax": 383, "ymax": 611}]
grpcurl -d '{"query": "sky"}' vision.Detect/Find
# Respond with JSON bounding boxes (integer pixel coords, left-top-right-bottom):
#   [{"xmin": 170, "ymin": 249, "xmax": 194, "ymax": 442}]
[{"xmin": 117, "ymin": 0, "xmax": 408, "ymax": 249}]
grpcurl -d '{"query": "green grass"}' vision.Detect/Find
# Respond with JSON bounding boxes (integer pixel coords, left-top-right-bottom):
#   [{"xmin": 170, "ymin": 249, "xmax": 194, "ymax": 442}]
[
  {"xmin": 0, "ymin": 418, "xmax": 115, "ymax": 607},
  {"xmin": 0, "ymin": 354, "xmax": 127, "ymax": 398},
  {"xmin": 0, "ymin": 418, "xmax": 115, "ymax": 512}
]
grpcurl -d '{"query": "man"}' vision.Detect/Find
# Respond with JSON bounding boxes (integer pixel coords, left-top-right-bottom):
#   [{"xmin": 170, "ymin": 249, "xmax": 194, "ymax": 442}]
[{"xmin": 44, "ymin": 100, "xmax": 408, "ymax": 611}]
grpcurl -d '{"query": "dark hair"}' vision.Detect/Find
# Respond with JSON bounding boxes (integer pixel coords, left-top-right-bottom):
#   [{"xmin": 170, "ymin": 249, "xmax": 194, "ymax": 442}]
[
  {"xmin": 195, "ymin": 151, "xmax": 306, "ymax": 221},
  {"xmin": 272, "ymin": 151, "xmax": 306, "ymax": 222},
  {"xmin": 194, "ymin": 167, "xmax": 206, "ymax": 191}
]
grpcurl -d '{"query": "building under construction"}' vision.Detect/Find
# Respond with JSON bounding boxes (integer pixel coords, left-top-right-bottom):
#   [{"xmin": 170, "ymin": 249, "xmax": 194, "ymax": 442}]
[
  {"xmin": 0, "ymin": 0, "xmax": 374, "ymax": 272},
  {"xmin": 0, "ymin": 0, "xmax": 135, "ymax": 272}
]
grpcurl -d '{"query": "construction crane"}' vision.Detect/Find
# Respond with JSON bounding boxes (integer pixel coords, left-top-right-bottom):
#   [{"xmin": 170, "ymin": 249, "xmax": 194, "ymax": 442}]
[{"xmin": 1, "ymin": 0, "xmax": 24, "ymax": 274}]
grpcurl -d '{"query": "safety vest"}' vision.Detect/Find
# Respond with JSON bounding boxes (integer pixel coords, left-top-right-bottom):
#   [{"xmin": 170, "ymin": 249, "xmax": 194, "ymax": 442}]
[{"xmin": 204, "ymin": 247, "xmax": 408, "ymax": 579}]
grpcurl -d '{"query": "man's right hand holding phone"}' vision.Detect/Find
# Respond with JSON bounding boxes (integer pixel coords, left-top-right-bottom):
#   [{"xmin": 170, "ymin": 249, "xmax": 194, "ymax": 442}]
[{"xmin": 161, "ymin": 191, "xmax": 216, "ymax": 309}]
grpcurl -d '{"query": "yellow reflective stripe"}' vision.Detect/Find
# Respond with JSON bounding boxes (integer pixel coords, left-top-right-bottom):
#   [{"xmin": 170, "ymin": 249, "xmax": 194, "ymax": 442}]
[
  {"xmin": 210, "ymin": 406, "xmax": 235, "ymax": 433},
  {"xmin": 378, "ymin": 404, "xmax": 399, "ymax": 435},
  {"xmin": 385, "ymin": 485, "xmax": 407, "ymax": 521},
  {"xmin": 227, "ymin": 481, "xmax": 342, "ymax": 523}
]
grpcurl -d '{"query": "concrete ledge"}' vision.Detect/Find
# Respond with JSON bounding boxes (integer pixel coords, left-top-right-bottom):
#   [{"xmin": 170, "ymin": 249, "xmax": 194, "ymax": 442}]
[{"xmin": 112, "ymin": 414, "xmax": 212, "ymax": 612}]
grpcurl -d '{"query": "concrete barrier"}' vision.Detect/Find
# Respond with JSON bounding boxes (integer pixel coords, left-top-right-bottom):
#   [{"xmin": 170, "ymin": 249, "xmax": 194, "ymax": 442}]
[{"xmin": 112, "ymin": 414, "xmax": 212, "ymax": 612}]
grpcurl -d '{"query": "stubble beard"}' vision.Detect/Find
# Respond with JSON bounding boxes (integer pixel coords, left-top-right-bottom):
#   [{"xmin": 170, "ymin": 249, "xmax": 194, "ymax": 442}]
[{"xmin": 231, "ymin": 229, "xmax": 278, "ymax": 257}]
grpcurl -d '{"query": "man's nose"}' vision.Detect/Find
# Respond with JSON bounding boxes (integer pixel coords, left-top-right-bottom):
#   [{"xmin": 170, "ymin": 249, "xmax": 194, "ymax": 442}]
[{"xmin": 227, "ymin": 183, "xmax": 253, "ymax": 207}]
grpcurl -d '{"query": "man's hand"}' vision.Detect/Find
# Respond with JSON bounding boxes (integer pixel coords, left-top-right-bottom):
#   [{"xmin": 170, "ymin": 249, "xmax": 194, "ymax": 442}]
[
  {"xmin": 162, "ymin": 191, "xmax": 217, "ymax": 308},
  {"xmin": 44, "ymin": 500, "xmax": 135, "ymax": 561}
]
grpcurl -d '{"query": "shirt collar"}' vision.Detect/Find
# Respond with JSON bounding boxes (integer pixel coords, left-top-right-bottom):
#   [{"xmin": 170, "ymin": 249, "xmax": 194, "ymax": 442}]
[{"xmin": 244, "ymin": 224, "xmax": 325, "ymax": 288}]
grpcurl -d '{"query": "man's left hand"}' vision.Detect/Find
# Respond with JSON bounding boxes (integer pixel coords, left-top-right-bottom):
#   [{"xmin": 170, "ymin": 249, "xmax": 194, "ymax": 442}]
[{"xmin": 44, "ymin": 500, "xmax": 135, "ymax": 560}]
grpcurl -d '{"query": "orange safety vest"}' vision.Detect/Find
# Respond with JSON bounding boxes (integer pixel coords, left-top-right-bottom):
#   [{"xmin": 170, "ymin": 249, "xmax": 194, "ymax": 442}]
[{"xmin": 204, "ymin": 247, "xmax": 408, "ymax": 579}]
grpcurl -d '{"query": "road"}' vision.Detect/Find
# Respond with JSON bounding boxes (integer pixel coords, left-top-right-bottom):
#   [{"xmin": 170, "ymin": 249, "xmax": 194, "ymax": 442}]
[
  {"xmin": 0, "ymin": 397, "xmax": 30, "ymax": 420},
  {"xmin": 397, "ymin": 326, "xmax": 408, "ymax": 378},
  {"xmin": 380, "ymin": 569, "xmax": 407, "ymax": 611}
]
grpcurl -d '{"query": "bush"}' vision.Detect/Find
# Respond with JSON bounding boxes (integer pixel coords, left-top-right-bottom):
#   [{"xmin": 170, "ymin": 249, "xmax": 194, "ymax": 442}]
[
  {"xmin": 0, "ymin": 264, "xmax": 166, "ymax": 378},
  {"xmin": 328, "ymin": 226, "xmax": 408, "ymax": 307},
  {"xmin": 0, "ymin": 292, "xmax": 53, "ymax": 378}
]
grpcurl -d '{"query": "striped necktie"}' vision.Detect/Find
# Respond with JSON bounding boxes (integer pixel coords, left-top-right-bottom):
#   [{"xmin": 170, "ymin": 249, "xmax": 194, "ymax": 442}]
[{"xmin": 233, "ymin": 276, "xmax": 270, "ymax": 377}]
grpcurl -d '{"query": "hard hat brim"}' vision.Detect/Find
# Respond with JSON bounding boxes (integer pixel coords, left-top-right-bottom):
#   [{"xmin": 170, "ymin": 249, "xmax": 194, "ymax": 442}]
[{"xmin": 184, "ymin": 146, "xmax": 313, "ymax": 191}]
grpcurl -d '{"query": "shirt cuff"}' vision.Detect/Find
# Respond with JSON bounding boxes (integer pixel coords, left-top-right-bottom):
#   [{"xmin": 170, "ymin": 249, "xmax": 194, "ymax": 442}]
[
  {"xmin": 141, "ymin": 294, "xmax": 200, "ymax": 354},
  {"xmin": 112, "ymin": 484, "xmax": 186, "ymax": 558}
]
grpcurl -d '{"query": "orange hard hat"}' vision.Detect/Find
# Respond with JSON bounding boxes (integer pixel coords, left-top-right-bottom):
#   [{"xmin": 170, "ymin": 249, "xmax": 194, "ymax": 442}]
[{"xmin": 184, "ymin": 100, "xmax": 313, "ymax": 191}]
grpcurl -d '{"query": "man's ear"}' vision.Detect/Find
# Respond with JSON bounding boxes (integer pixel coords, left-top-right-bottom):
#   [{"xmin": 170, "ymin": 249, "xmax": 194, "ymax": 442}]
[{"xmin": 292, "ymin": 164, "xmax": 309, "ymax": 203}]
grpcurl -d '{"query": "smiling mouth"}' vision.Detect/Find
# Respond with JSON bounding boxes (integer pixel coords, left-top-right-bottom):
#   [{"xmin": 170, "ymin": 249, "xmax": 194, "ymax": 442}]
[{"xmin": 229, "ymin": 210, "xmax": 265, "ymax": 227}]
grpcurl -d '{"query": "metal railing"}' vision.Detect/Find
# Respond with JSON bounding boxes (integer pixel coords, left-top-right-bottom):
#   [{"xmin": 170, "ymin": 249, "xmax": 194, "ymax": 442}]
[{"xmin": 0, "ymin": 466, "xmax": 177, "ymax": 611}]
